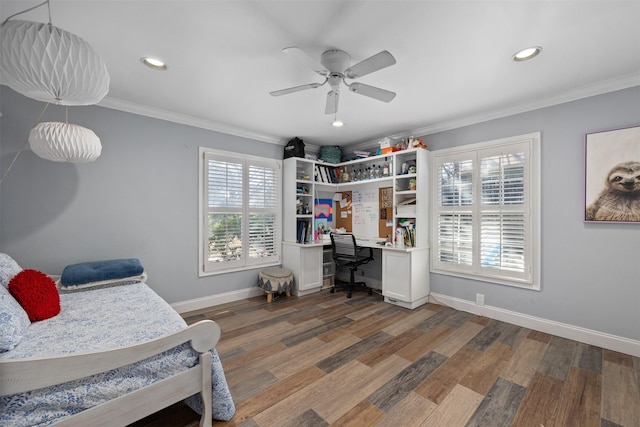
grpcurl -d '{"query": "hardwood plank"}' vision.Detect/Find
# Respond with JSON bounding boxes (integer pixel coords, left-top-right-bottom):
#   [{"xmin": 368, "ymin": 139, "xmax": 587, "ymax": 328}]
[
  {"xmin": 603, "ymin": 348, "xmax": 634, "ymax": 367},
  {"xmin": 459, "ymin": 342, "xmax": 515, "ymax": 395},
  {"xmin": 315, "ymin": 355, "xmax": 411, "ymax": 423},
  {"xmin": 280, "ymin": 409, "xmax": 328, "ymax": 427},
  {"xmin": 465, "ymin": 319, "xmax": 505, "ymax": 352},
  {"xmin": 330, "ymin": 400, "xmax": 385, "ymax": 427},
  {"xmin": 414, "ymin": 307, "xmax": 457, "ymax": 331},
  {"xmin": 227, "ymin": 370, "xmax": 278, "ymax": 402},
  {"xmin": 222, "ymin": 342, "xmax": 286, "ymax": 373},
  {"xmin": 367, "ymin": 351, "xmax": 448, "ymax": 412},
  {"xmin": 573, "ymin": 342, "xmax": 602, "ymax": 374},
  {"xmin": 394, "ymin": 324, "xmax": 454, "ymax": 362},
  {"xmin": 216, "ymin": 318, "xmax": 322, "ymax": 353},
  {"xmin": 374, "ymin": 391, "xmax": 436, "ymax": 427},
  {"xmin": 281, "ymin": 316, "xmax": 353, "ymax": 347},
  {"xmin": 501, "ymin": 337, "xmax": 548, "ymax": 387},
  {"xmin": 316, "ymin": 331, "xmax": 393, "ymax": 373},
  {"xmin": 270, "ymin": 334, "xmax": 361, "ymax": 380},
  {"xmin": 465, "ymin": 377, "xmax": 526, "ymax": 427},
  {"xmin": 527, "ymin": 329, "xmax": 552, "ymax": 343},
  {"xmin": 441, "ymin": 310, "xmax": 476, "ymax": 329},
  {"xmin": 537, "ymin": 335, "xmax": 578, "ymax": 380},
  {"xmin": 344, "ymin": 302, "xmax": 388, "ymax": 321},
  {"xmin": 430, "ymin": 321, "xmax": 484, "ymax": 357},
  {"xmin": 555, "ymin": 366, "xmax": 601, "ymax": 427},
  {"xmin": 351, "ymin": 311, "xmax": 410, "ymax": 339},
  {"xmin": 381, "ymin": 308, "xmax": 436, "ymax": 336},
  {"xmin": 251, "ymin": 360, "xmax": 371, "ymax": 426},
  {"xmin": 317, "ymin": 313, "xmax": 382, "ymax": 342},
  {"xmin": 231, "ymin": 366, "xmax": 325, "ymax": 423},
  {"xmin": 601, "ymin": 360, "xmax": 640, "ymax": 427},
  {"xmin": 415, "ymin": 346, "xmax": 482, "ymax": 404},
  {"xmin": 470, "ymin": 315, "xmax": 491, "ymax": 326},
  {"xmin": 511, "ymin": 371, "xmax": 564, "ymax": 427},
  {"xmin": 419, "ymin": 384, "xmax": 484, "ymax": 427},
  {"xmin": 357, "ymin": 328, "xmax": 424, "ymax": 367}
]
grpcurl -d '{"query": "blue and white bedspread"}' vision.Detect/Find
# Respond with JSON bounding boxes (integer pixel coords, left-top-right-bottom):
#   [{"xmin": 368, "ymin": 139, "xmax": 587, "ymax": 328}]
[{"xmin": 0, "ymin": 283, "xmax": 235, "ymax": 426}]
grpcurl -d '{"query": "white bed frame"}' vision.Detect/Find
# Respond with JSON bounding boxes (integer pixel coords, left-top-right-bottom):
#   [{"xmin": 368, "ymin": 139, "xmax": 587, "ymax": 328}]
[{"xmin": 0, "ymin": 319, "xmax": 221, "ymax": 427}]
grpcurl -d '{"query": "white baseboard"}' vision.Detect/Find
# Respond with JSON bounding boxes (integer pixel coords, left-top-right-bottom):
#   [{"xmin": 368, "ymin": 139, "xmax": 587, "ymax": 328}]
[
  {"xmin": 429, "ymin": 292, "xmax": 640, "ymax": 357},
  {"xmin": 171, "ymin": 287, "xmax": 263, "ymax": 314}
]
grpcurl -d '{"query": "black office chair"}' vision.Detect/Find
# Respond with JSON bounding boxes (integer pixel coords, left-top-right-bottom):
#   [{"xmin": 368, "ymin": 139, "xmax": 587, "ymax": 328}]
[{"xmin": 330, "ymin": 232, "xmax": 374, "ymax": 298}]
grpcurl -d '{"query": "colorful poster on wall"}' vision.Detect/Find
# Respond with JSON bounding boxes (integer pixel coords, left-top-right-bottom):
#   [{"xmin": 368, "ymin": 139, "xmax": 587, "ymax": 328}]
[{"xmin": 314, "ymin": 198, "xmax": 333, "ymax": 220}]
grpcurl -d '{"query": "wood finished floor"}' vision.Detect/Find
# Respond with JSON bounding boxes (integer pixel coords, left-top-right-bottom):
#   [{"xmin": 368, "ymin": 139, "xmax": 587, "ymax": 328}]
[{"xmin": 132, "ymin": 290, "xmax": 640, "ymax": 427}]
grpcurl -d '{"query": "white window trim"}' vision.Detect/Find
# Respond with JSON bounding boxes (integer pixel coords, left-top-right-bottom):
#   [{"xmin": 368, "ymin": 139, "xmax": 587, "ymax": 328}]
[
  {"xmin": 198, "ymin": 147, "xmax": 282, "ymax": 276},
  {"xmin": 430, "ymin": 132, "xmax": 541, "ymax": 290}
]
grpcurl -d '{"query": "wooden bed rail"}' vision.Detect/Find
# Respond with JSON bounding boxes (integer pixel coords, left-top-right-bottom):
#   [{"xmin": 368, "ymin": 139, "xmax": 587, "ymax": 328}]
[{"xmin": 0, "ymin": 319, "xmax": 220, "ymax": 396}]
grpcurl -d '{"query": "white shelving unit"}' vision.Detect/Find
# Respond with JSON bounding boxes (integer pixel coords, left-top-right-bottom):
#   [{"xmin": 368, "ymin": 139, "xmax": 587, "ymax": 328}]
[{"xmin": 282, "ymin": 149, "xmax": 431, "ymax": 307}]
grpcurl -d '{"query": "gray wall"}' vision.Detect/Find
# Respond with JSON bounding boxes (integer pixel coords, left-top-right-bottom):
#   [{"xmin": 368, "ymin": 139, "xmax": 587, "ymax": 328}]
[
  {"xmin": 2, "ymin": 85, "xmax": 639, "ymax": 342},
  {"xmin": 0, "ymin": 87, "xmax": 282, "ymax": 303},
  {"xmin": 422, "ymin": 86, "xmax": 640, "ymax": 341}
]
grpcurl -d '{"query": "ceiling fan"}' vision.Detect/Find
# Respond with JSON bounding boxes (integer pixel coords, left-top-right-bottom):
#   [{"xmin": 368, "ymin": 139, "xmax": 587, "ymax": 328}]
[{"xmin": 270, "ymin": 47, "xmax": 397, "ymax": 114}]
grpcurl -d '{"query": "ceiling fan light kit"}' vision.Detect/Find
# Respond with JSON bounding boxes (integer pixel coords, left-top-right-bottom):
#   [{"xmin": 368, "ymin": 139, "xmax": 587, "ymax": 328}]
[{"xmin": 271, "ymin": 47, "xmax": 397, "ymax": 116}]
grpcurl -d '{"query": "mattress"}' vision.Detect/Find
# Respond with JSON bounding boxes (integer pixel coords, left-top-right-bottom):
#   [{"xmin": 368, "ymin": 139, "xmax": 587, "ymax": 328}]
[{"xmin": 0, "ymin": 283, "xmax": 235, "ymax": 426}]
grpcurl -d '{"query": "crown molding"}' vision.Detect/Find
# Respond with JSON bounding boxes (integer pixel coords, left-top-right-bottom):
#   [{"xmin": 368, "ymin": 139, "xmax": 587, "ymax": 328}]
[
  {"xmin": 97, "ymin": 97, "xmax": 286, "ymax": 146},
  {"xmin": 96, "ymin": 73, "xmax": 639, "ymax": 154},
  {"xmin": 347, "ymin": 73, "xmax": 640, "ymax": 153}
]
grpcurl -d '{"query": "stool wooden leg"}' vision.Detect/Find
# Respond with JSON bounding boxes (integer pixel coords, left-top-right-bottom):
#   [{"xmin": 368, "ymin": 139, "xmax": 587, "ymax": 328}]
[
  {"xmin": 267, "ymin": 293, "xmax": 273, "ymax": 303},
  {"xmin": 286, "ymin": 291, "xmax": 291, "ymax": 297}
]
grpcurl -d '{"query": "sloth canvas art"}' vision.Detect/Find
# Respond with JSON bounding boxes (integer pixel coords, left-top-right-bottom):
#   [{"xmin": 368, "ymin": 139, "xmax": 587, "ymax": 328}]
[{"xmin": 586, "ymin": 161, "xmax": 640, "ymax": 222}]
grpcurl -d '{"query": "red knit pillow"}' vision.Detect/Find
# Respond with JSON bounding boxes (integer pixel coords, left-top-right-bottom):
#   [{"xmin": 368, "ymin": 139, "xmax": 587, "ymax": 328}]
[{"xmin": 8, "ymin": 269, "xmax": 60, "ymax": 322}]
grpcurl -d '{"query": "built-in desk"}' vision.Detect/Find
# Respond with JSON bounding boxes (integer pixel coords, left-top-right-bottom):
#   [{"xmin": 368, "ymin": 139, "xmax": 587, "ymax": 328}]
[{"xmin": 282, "ymin": 239, "xmax": 430, "ymax": 309}]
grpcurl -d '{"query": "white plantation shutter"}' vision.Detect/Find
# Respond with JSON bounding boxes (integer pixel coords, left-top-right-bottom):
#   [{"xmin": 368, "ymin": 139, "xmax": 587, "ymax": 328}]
[
  {"xmin": 201, "ymin": 150, "xmax": 281, "ymax": 274},
  {"xmin": 432, "ymin": 134, "xmax": 539, "ymax": 289},
  {"xmin": 247, "ymin": 163, "xmax": 279, "ymax": 266}
]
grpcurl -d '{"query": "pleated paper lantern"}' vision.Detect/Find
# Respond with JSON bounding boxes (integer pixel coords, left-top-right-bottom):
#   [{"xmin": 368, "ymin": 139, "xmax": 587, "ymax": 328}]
[
  {"xmin": 29, "ymin": 122, "xmax": 102, "ymax": 162},
  {"xmin": 0, "ymin": 19, "xmax": 110, "ymax": 105}
]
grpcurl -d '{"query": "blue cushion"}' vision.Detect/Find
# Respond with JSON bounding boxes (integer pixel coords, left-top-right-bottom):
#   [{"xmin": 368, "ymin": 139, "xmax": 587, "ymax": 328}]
[{"xmin": 60, "ymin": 258, "xmax": 144, "ymax": 286}]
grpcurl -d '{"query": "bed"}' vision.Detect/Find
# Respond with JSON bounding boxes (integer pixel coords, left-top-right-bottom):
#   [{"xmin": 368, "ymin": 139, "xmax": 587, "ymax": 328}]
[{"xmin": 0, "ymin": 257, "xmax": 235, "ymax": 427}]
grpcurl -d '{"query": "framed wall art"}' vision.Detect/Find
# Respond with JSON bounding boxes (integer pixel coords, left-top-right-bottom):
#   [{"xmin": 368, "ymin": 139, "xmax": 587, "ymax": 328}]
[{"xmin": 584, "ymin": 125, "xmax": 640, "ymax": 223}]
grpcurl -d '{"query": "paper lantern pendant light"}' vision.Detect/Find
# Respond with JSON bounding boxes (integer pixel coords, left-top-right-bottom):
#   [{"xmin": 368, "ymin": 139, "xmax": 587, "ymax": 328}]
[
  {"xmin": 29, "ymin": 122, "xmax": 102, "ymax": 162},
  {"xmin": 0, "ymin": 19, "xmax": 110, "ymax": 106}
]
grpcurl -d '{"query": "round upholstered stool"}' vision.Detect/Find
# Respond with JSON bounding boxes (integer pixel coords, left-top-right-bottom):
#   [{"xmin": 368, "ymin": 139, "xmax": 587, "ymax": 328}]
[{"xmin": 257, "ymin": 267, "xmax": 294, "ymax": 303}]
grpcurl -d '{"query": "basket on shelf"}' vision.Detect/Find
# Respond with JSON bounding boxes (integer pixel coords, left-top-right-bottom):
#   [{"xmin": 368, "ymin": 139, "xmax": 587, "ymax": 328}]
[{"xmin": 319, "ymin": 145, "xmax": 341, "ymax": 164}]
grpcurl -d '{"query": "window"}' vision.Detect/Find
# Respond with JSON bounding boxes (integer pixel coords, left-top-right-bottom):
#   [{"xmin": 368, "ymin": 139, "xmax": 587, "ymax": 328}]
[
  {"xmin": 199, "ymin": 148, "xmax": 281, "ymax": 275},
  {"xmin": 431, "ymin": 133, "xmax": 540, "ymax": 289}
]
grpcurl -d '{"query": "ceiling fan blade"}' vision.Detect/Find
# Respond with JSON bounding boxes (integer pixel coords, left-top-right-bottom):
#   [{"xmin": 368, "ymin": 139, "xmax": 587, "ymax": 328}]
[
  {"xmin": 348, "ymin": 82, "xmax": 396, "ymax": 102},
  {"xmin": 283, "ymin": 46, "xmax": 329, "ymax": 76},
  {"xmin": 270, "ymin": 82, "xmax": 322, "ymax": 97},
  {"xmin": 344, "ymin": 50, "xmax": 396, "ymax": 79},
  {"xmin": 325, "ymin": 90, "xmax": 339, "ymax": 114}
]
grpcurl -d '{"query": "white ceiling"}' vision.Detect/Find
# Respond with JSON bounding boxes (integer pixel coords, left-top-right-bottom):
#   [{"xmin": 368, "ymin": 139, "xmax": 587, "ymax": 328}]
[{"xmin": 1, "ymin": 1, "xmax": 639, "ymax": 150}]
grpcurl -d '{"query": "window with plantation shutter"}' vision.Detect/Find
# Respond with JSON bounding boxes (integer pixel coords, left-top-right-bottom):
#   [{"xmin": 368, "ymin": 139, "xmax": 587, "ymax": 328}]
[
  {"xmin": 432, "ymin": 133, "xmax": 540, "ymax": 289},
  {"xmin": 200, "ymin": 149, "xmax": 281, "ymax": 274}
]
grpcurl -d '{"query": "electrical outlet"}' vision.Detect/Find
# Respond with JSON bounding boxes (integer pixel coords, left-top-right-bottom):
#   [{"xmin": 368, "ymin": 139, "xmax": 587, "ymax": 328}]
[{"xmin": 476, "ymin": 293, "xmax": 485, "ymax": 306}]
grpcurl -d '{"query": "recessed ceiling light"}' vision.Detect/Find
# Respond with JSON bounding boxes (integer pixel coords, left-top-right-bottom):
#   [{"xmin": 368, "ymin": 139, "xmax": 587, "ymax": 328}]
[
  {"xmin": 512, "ymin": 46, "xmax": 542, "ymax": 62},
  {"xmin": 331, "ymin": 119, "xmax": 344, "ymax": 127},
  {"xmin": 141, "ymin": 57, "xmax": 167, "ymax": 71}
]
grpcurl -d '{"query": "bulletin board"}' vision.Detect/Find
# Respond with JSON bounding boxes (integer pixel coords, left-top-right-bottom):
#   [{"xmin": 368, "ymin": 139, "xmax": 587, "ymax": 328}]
[
  {"xmin": 335, "ymin": 191, "xmax": 352, "ymax": 232},
  {"xmin": 379, "ymin": 187, "xmax": 393, "ymax": 239}
]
